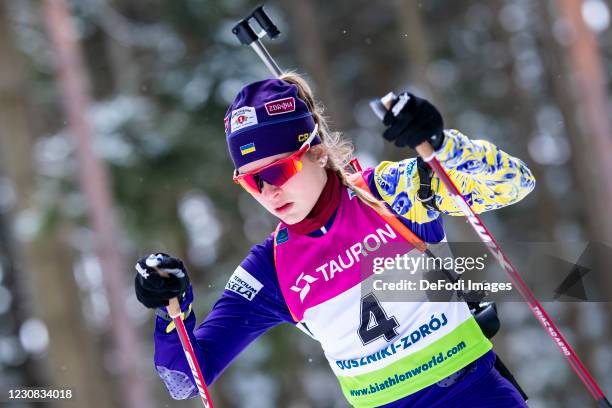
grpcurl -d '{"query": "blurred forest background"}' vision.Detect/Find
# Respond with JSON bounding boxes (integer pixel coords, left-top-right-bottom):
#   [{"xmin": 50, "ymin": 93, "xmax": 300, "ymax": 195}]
[{"xmin": 1, "ymin": 0, "xmax": 611, "ymax": 407}]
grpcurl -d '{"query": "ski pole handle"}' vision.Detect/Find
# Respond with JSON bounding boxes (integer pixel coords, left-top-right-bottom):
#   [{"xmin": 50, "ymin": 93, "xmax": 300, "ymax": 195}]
[
  {"xmin": 156, "ymin": 270, "xmax": 214, "ymax": 408},
  {"xmin": 166, "ymin": 297, "xmax": 182, "ymax": 318},
  {"xmin": 155, "ymin": 271, "xmax": 182, "ymax": 317},
  {"xmin": 232, "ymin": 5, "xmax": 283, "ymax": 77},
  {"xmin": 414, "ymin": 142, "xmax": 435, "ymax": 162}
]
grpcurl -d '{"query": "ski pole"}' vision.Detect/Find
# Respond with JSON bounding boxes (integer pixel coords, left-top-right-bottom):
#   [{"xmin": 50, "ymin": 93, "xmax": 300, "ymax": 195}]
[
  {"xmin": 158, "ymin": 271, "xmax": 214, "ymax": 408},
  {"xmin": 371, "ymin": 92, "xmax": 611, "ymax": 408}
]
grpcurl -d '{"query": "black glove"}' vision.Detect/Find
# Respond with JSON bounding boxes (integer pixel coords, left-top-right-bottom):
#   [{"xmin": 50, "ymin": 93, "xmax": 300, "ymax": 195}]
[
  {"xmin": 134, "ymin": 253, "xmax": 190, "ymax": 309},
  {"xmin": 382, "ymin": 92, "xmax": 444, "ymax": 150}
]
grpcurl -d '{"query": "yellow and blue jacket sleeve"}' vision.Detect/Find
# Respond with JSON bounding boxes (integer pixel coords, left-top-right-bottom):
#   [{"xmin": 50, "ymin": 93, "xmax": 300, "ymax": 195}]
[{"xmin": 372, "ymin": 129, "xmax": 536, "ymax": 226}]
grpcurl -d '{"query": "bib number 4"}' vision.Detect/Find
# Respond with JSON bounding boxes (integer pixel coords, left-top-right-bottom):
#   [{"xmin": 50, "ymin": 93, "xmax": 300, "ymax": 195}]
[{"xmin": 358, "ymin": 293, "xmax": 399, "ymax": 345}]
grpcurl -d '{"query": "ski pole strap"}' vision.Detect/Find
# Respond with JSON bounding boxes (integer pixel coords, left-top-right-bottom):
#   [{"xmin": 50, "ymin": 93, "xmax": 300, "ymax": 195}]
[
  {"xmin": 416, "ymin": 156, "xmax": 439, "ymax": 212},
  {"xmin": 347, "ymin": 171, "xmax": 428, "ymax": 252}
]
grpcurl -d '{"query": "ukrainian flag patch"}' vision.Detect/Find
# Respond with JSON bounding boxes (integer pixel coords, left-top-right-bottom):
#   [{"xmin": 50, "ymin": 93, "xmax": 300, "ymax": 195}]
[{"xmin": 240, "ymin": 142, "xmax": 256, "ymax": 155}]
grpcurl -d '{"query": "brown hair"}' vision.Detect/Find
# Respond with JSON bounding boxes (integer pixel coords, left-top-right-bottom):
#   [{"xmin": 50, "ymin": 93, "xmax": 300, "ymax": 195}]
[{"xmin": 279, "ymin": 71, "xmax": 389, "ymax": 215}]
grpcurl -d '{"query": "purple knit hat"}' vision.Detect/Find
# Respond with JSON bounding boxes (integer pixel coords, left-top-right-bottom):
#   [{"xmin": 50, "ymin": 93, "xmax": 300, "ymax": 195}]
[{"xmin": 225, "ymin": 78, "xmax": 320, "ymax": 169}]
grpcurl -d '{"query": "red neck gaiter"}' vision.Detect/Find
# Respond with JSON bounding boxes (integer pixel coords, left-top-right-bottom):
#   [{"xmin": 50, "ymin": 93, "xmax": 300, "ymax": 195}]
[{"xmin": 286, "ymin": 169, "xmax": 341, "ymax": 235}]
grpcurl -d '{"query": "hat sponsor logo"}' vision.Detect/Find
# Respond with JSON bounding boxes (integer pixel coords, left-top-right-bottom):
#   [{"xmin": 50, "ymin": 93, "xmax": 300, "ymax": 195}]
[
  {"xmin": 265, "ymin": 97, "xmax": 295, "ymax": 116},
  {"xmin": 297, "ymin": 132, "xmax": 309, "ymax": 142},
  {"xmin": 240, "ymin": 142, "xmax": 256, "ymax": 155},
  {"xmin": 231, "ymin": 106, "xmax": 258, "ymax": 133},
  {"xmin": 224, "ymin": 116, "xmax": 230, "ymax": 133}
]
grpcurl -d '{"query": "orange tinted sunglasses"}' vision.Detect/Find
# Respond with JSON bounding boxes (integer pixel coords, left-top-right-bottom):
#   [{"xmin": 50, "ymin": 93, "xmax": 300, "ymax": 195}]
[{"xmin": 233, "ymin": 124, "xmax": 319, "ymax": 194}]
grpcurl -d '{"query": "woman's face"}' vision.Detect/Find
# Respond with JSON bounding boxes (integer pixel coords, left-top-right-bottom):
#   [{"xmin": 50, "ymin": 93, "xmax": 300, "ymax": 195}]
[{"xmin": 238, "ymin": 151, "xmax": 328, "ymax": 225}]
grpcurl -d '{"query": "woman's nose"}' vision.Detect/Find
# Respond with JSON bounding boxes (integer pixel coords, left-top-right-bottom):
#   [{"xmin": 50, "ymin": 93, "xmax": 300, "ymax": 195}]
[{"xmin": 261, "ymin": 180, "xmax": 282, "ymax": 198}]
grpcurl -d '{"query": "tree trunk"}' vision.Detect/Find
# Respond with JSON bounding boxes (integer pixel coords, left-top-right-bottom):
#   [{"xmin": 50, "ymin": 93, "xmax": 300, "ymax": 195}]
[
  {"xmin": 544, "ymin": 1, "xmax": 612, "ymax": 400},
  {"xmin": 553, "ymin": 0, "xmax": 612, "ymax": 244},
  {"xmin": 41, "ymin": 1, "xmax": 154, "ymax": 407},
  {"xmin": 0, "ymin": 3, "xmax": 117, "ymax": 407}
]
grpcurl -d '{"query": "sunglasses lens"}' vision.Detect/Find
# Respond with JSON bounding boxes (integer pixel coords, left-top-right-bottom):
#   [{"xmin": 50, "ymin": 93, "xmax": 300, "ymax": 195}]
[
  {"xmin": 235, "ymin": 154, "xmax": 304, "ymax": 194},
  {"xmin": 259, "ymin": 159, "xmax": 300, "ymax": 187},
  {"xmin": 237, "ymin": 176, "xmax": 261, "ymax": 194}
]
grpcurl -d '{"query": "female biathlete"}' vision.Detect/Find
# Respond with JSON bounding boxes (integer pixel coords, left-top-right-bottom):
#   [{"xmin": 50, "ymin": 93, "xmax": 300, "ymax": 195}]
[{"xmin": 134, "ymin": 73, "xmax": 536, "ymax": 407}]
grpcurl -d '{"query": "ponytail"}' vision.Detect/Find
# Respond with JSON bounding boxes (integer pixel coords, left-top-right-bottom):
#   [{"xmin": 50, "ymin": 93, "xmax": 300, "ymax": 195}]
[{"xmin": 279, "ymin": 72, "xmax": 390, "ymax": 215}]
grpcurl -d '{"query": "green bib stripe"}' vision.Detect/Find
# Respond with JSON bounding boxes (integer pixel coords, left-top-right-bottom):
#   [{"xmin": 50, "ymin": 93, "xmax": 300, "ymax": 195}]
[{"xmin": 338, "ymin": 317, "xmax": 492, "ymax": 408}]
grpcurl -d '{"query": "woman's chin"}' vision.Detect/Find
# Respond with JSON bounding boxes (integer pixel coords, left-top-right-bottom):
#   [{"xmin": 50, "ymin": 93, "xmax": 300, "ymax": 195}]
[
  {"xmin": 279, "ymin": 211, "xmax": 307, "ymax": 225},
  {"xmin": 280, "ymin": 215, "xmax": 299, "ymax": 225}
]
